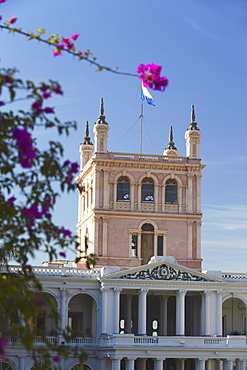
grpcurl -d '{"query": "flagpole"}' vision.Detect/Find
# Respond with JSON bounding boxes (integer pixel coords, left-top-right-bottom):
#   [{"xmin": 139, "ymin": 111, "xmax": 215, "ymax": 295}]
[{"xmin": 140, "ymin": 99, "xmax": 144, "ymax": 154}]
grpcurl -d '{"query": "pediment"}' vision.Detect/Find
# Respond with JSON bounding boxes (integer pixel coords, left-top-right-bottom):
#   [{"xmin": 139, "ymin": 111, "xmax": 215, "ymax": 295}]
[{"xmin": 101, "ymin": 258, "xmax": 223, "ymax": 283}]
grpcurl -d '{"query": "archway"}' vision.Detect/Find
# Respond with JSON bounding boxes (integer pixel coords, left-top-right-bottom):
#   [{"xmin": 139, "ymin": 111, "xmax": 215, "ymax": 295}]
[
  {"xmin": 222, "ymin": 297, "xmax": 246, "ymax": 335},
  {"xmin": 68, "ymin": 294, "xmax": 96, "ymax": 337}
]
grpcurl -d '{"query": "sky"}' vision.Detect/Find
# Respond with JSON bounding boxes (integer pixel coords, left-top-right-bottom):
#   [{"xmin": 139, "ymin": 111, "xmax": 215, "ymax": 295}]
[{"xmin": 1, "ymin": 0, "xmax": 247, "ymax": 272}]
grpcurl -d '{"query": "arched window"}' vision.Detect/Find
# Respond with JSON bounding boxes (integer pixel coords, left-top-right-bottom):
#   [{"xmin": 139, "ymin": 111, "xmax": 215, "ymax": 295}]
[
  {"xmin": 0, "ymin": 362, "xmax": 14, "ymax": 370},
  {"xmin": 30, "ymin": 363, "xmax": 53, "ymax": 370},
  {"xmin": 117, "ymin": 176, "xmax": 130, "ymax": 201},
  {"xmin": 141, "ymin": 223, "xmax": 154, "ymax": 265},
  {"xmin": 70, "ymin": 365, "xmax": 92, "ymax": 370},
  {"xmin": 141, "ymin": 177, "xmax": 154, "ymax": 202},
  {"xmin": 165, "ymin": 179, "xmax": 177, "ymax": 204}
]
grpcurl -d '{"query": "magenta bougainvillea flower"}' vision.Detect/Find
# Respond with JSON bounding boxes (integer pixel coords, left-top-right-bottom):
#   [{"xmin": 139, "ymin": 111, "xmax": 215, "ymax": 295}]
[
  {"xmin": 137, "ymin": 63, "xmax": 168, "ymax": 91},
  {"xmin": 0, "ymin": 101, "xmax": 5, "ymax": 106},
  {"xmin": 12, "ymin": 128, "xmax": 37, "ymax": 168},
  {"xmin": 59, "ymin": 226, "xmax": 72, "ymax": 237},
  {"xmin": 53, "ymin": 356, "xmax": 60, "ymax": 363},
  {"xmin": 35, "ymin": 294, "xmax": 44, "ymax": 307},
  {"xmin": 7, "ymin": 196, "xmax": 16, "ymax": 207},
  {"xmin": 59, "ymin": 251, "xmax": 66, "ymax": 258},
  {"xmin": 0, "ymin": 337, "xmax": 8, "ymax": 358},
  {"xmin": 71, "ymin": 33, "xmax": 79, "ymax": 41},
  {"xmin": 63, "ymin": 160, "xmax": 79, "ymax": 185},
  {"xmin": 9, "ymin": 17, "xmax": 17, "ymax": 24},
  {"xmin": 0, "ymin": 0, "xmax": 6, "ymax": 4}
]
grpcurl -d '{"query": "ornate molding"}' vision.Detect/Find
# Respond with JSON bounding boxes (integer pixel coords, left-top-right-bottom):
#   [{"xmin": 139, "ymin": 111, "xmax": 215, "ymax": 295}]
[{"xmin": 120, "ymin": 264, "xmax": 207, "ymax": 281}]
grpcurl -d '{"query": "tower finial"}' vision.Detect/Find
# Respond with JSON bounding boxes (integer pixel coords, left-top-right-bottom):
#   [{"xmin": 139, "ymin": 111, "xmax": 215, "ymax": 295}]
[
  {"xmin": 95, "ymin": 97, "xmax": 108, "ymax": 125},
  {"xmin": 83, "ymin": 121, "xmax": 93, "ymax": 145},
  {"xmin": 166, "ymin": 126, "xmax": 177, "ymax": 150},
  {"xmin": 188, "ymin": 104, "xmax": 199, "ymax": 130}
]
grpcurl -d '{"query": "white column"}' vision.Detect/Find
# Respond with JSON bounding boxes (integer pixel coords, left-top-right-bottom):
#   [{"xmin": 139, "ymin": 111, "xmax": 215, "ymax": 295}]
[
  {"xmin": 112, "ymin": 359, "xmax": 121, "ymax": 370},
  {"xmin": 160, "ymin": 295, "xmax": 168, "ymax": 335},
  {"xmin": 155, "ymin": 359, "xmax": 163, "ymax": 370},
  {"xmin": 235, "ymin": 360, "xmax": 240, "ymax": 370},
  {"xmin": 198, "ymin": 360, "xmax": 206, "ymax": 370},
  {"xmin": 127, "ymin": 359, "xmax": 135, "ymax": 370},
  {"xmin": 99, "ymin": 358, "xmax": 106, "ymax": 370},
  {"xmin": 60, "ymin": 287, "xmax": 68, "ymax": 331},
  {"xmin": 18, "ymin": 357, "xmax": 25, "ymax": 370},
  {"xmin": 217, "ymin": 360, "xmax": 223, "ymax": 370},
  {"xmin": 216, "ymin": 291, "xmax": 223, "ymax": 336},
  {"xmin": 125, "ymin": 294, "xmax": 132, "ymax": 333},
  {"xmin": 113, "ymin": 288, "xmax": 122, "ymax": 333},
  {"xmin": 101, "ymin": 287, "xmax": 109, "ymax": 333},
  {"xmin": 226, "ymin": 360, "xmax": 234, "ymax": 370},
  {"xmin": 176, "ymin": 290, "xmax": 187, "ymax": 336},
  {"xmin": 240, "ymin": 361, "xmax": 246, "ymax": 370},
  {"xmin": 95, "ymin": 169, "xmax": 100, "ymax": 208},
  {"xmin": 138, "ymin": 289, "xmax": 148, "ymax": 335},
  {"xmin": 204, "ymin": 291, "xmax": 211, "ymax": 336}
]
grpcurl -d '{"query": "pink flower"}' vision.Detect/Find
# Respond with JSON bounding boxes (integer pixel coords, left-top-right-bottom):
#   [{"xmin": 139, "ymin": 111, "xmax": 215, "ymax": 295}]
[
  {"xmin": 43, "ymin": 107, "xmax": 54, "ymax": 114},
  {"xmin": 137, "ymin": 63, "xmax": 168, "ymax": 91},
  {"xmin": 9, "ymin": 17, "xmax": 17, "ymax": 24},
  {"xmin": 0, "ymin": 101, "xmax": 5, "ymax": 106},
  {"xmin": 54, "ymin": 85, "xmax": 63, "ymax": 95},
  {"xmin": 13, "ymin": 128, "xmax": 36, "ymax": 168},
  {"xmin": 71, "ymin": 33, "xmax": 79, "ymax": 41},
  {"xmin": 22, "ymin": 205, "xmax": 42, "ymax": 219},
  {"xmin": 7, "ymin": 196, "xmax": 16, "ymax": 207},
  {"xmin": 78, "ymin": 51, "xmax": 83, "ymax": 57},
  {"xmin": 35, "ymin": 294, "xmax": 44, "ymax": 307},
  {"xmin": 31, "ymin": 100, "xmax": 43, "ymax": 116},
  {"xmin": 59, "ymin": 226, "xmax": 72, "ymax": 237},
  {"xmin": 71, "ymin": 162, "xmax": 79, "ymax": 173},
  {"xmin": 0, "ymin": 0, "xmax": 6, "ymax": 4},
  {"xmin": 53, "ymin": 43, "xmax": 64, "ymax": 57},
  {"xmin": 0, "ymin": 16, "xmax": 2, "ymax": 22},
  {"xmin": 43, "ymin": 92, "xmax": 51, "ymax": 99},
  {"xmin": 0, "ymin": 337, "xmax": 8, "ymax": 358},
  {"xmin": 53, "ymin": 356, "xmax": 60, "ymax": 363},
  {"xmin": 63, "ymin": 160, "xmax": 70, "ymax": 167},
  {"xmin": 5, "ymin": 73, "xmax": 13, "ymax": 84},
  {"xmin": 59, "ymin": 252, "xmax": 66, "ymax": 258}
]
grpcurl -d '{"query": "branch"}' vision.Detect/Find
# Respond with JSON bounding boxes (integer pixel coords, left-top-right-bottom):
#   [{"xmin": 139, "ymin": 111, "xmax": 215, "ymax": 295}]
[{"xmin": 0, "ymin": 25, "xmax": 138, "ymax": 78}]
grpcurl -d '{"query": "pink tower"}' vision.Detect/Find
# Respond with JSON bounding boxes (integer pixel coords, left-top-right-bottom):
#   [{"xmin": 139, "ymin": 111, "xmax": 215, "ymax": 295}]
[{"xmin": 76, "ymin": 100, "xmax": 204, "ymax": 270}]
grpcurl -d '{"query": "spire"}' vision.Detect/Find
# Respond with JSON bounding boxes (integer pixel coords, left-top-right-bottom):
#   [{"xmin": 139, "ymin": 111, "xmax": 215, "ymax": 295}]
[
  {"xmin": 188, "ymin": 104, "xmax": 199, "ymax": 130},
  {"xmin": 95, "ymin": 97, "xmax": 108, "ymax": 125},
  {"xmin": 166, "ymin": 126, "xmax": 177, "ymax": 150},
  {"xmin": 83, "ymin": 121, "xmax": 93, "ymax": 145}
]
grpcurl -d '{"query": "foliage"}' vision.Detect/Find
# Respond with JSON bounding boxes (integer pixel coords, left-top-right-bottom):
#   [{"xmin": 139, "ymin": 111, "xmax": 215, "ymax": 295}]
[{"xmin": 0, "ymin": 67, "xmax": 90, "ymax": 366}]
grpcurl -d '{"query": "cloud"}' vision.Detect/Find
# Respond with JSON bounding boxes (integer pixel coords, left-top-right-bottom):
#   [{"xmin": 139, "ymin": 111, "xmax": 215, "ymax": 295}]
[{"xmin": 203, "ymin": 203, "xmax": 247, "ymax": 231}]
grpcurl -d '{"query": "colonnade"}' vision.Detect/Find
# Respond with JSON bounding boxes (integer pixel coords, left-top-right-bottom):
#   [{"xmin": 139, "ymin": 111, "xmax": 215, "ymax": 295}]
[
  {"xmin": 102, "ymin": 358, "xmax": 247, "ymax": 370},
  {"xmin": 101, "ymin": 287, "xmax": 223, "ymax": 337}
]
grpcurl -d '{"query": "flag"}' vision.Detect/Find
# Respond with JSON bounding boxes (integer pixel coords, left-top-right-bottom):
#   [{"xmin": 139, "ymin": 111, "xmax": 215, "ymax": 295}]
[{"xmin": 141, "ymin": 84, "xmax": 155, "ymax": 106}]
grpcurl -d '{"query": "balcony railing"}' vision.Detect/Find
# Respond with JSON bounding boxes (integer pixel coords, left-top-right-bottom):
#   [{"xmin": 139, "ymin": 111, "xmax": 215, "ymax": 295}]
[{"xmin": 9, "ymin": 335, "xmax": 247, "ymax": 348}]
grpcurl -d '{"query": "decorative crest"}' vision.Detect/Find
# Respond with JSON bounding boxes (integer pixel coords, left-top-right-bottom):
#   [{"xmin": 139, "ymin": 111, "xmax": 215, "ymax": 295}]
[
  {"xmin": 188, "ymin": 105, "xmax": 199, "ymax": 130},
  {"xmin": 95, "ymin": 97, "xmax": 108, "ymax": 125},
  {"xmin": 120, "ymin": 264, "xmax": 207, "ymax": 282},
  {"xmin": 166, "ymin": 126, "xmax": 177, "ymax": 150},
  {"xmin": 83, "ymin": 121, "xmax": 93, "ymax": 145}
]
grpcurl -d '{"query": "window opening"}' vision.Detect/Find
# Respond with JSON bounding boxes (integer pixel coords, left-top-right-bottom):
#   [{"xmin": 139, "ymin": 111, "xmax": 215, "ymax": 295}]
[
  {"xmin": 141, "ymin": 177, "xmax": 154, "ymax": 202},
  {"xmin": 131, "ymin": 235, "xmax": 138, "ymax": 257},
  {"xmin": 117, "ymin": 176, "xmax": 130, "ymax": 201},
  {"xmin": 157, "ymin": 235, "xmax": 163, "ymax": 256},
  {"xmin": 141, "ymin": 223, "xmax": 154, "ymax": 231},
  {"xmin": 165, "ymin": 179, "xmax": 177, "ymax": 204}
]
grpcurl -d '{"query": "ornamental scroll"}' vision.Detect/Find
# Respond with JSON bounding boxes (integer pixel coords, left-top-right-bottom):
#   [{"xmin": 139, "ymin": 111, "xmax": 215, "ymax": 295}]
[{"xmin": 120, "ymin": 264, "xmax": 207, "ymax": 281}]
